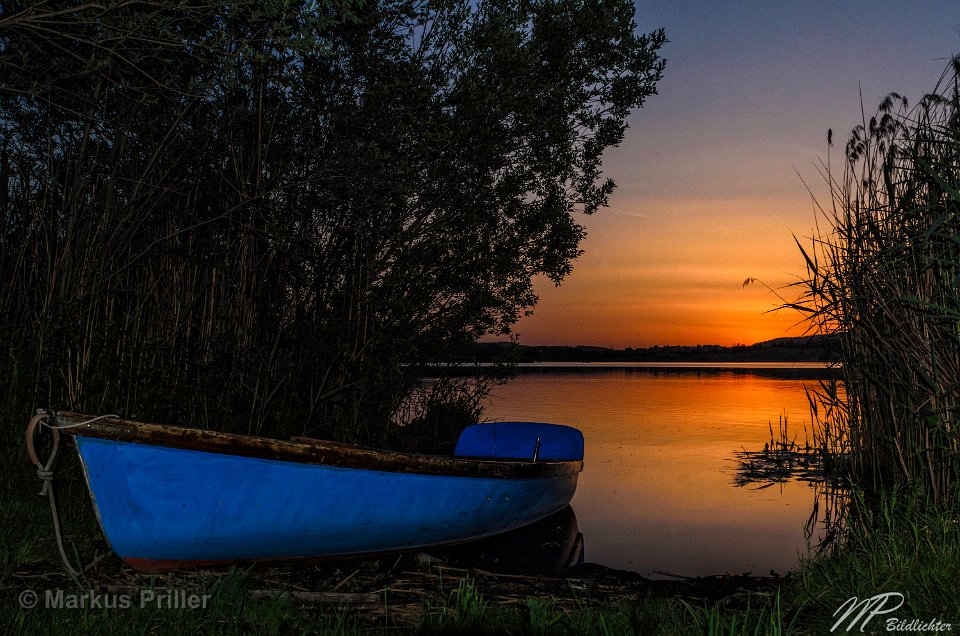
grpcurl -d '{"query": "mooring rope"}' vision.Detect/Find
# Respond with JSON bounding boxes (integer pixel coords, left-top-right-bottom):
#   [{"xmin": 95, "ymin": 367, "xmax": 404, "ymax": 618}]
[
  {"xmin": 42, "ymin": 413, "xmax": 120, "ymax": 430},
  {"xmin": 25, "ymin": 410, "xmax": 84, "ymax": 578}
]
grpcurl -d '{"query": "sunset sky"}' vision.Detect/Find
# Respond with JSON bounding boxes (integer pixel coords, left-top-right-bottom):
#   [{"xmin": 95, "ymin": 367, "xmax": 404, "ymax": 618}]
[{"xmin": 514, "ymin": 0, "xmax": 960, "ymax": 348}]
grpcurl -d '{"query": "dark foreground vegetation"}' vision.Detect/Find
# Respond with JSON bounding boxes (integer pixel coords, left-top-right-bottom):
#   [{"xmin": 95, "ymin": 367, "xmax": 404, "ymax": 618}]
[
  {"xmin": 4, "ymin": 0, "xmax": 960, "ymax": 632},
  {"xmin": 792, "ymin": 58, "xmax": 960, "ymax": 507},
  {"xmin": 0, "ymin": 0, "xmax": 665, "ymax": 446}
]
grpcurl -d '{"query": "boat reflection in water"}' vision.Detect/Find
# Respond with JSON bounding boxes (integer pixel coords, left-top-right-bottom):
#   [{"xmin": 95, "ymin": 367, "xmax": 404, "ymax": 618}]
[{"xmin": 428, "ymin": 506, "xmax": 583, "ymax": 575}]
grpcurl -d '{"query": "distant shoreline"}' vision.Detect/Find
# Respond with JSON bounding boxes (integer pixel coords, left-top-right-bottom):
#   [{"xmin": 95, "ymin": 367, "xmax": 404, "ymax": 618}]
[
  {"xmin": 460, "ymin": 335, "xmax": 840, "ymax": 364},
  {"xmin": 485, "ymin": 361, "xmax": 831, "ymax": 368}
]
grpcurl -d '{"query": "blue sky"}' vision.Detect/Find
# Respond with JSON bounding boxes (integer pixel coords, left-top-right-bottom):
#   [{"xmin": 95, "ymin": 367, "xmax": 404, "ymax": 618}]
[{"xmin": 519, "ymin": 0, "xmax": 960, "ymax": 347}]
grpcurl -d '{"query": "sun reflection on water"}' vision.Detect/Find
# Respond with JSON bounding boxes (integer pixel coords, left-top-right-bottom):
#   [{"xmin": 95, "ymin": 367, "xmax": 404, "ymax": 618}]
[{"xmin": 484, "ymin": 365, "xmax": 835, "ymax": 577}]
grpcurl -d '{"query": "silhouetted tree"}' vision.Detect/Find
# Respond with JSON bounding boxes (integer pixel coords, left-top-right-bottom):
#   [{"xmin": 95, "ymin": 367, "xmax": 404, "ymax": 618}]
[{"xmin": 0, "ymin": 0, "xmax": 665, "ymax": 444}]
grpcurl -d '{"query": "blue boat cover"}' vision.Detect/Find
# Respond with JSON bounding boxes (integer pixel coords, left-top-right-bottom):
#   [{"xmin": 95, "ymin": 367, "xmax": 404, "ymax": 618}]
[{"xmin": 454, "ymin": 422, "xmax": 584, "ymax": 462}]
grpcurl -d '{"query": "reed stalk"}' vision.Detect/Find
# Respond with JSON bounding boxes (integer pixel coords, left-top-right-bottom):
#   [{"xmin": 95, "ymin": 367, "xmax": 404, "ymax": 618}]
[
  {"xmin": 793, "ymin": 57, "xmax": 960, "ymax": 505},
  {"xmin": 0, "ymin": 2, "xmax": 664, "ymax": 447}
]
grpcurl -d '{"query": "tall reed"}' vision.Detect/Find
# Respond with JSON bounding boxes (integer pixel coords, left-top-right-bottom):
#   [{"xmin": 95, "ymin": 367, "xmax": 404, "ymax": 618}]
[
  {"xmin": 794, "ymin": 57, "xmax": 960, "ymax": 504},
  {"xmin": 0, "ymin": 4, "xmax": 496, "ymax": 446},
  {"xmin": 0, "ymin": 2, "xmax": 664, "ymax": 447}
]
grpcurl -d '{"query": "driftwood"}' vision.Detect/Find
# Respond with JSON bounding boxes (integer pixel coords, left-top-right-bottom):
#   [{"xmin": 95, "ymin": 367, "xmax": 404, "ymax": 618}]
[{"xmin": 247, "ymin": 590, "xmax": 383, "ymax": 610}]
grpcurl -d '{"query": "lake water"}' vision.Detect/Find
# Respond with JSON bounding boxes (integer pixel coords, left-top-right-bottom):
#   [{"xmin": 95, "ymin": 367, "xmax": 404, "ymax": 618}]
[{"xmin": 482, "ymin": 363, "xmax": 832, "ymax": 578}]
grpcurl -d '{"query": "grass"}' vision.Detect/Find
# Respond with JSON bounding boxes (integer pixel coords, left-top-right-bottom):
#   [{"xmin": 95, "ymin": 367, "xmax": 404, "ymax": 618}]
[
  {"xmin": 7, "ymin": 572, "xmax": 371, "ymax": 635},
  {"xmin": 790, "ymin": 488, "xmax": 960, "ymax": 633},
  {"xmin": 679, "ymin": 594, "xmax": 795, "ymax": 636}
]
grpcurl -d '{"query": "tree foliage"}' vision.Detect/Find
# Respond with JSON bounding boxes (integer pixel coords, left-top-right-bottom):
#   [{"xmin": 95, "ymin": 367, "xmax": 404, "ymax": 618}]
[{"xmin": 0, "ymin": 0, "xmax": 665, "ymax": 443}]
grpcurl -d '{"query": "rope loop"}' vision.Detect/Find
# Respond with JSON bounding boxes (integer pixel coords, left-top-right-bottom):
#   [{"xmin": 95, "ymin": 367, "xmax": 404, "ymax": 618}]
[
  {"xmin": 25, "ymin": 409, "xmax": 58, "ymax": 470},
  {"xmin": 24, "ymin": 408, "xmax": 82, "ymax": 577}
]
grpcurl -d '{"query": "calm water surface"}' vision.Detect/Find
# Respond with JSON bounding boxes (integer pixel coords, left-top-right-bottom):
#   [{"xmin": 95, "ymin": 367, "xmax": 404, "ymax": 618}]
[{"xmin": 482, "ymin": 363, "xmax": 830, "ymax": 578}]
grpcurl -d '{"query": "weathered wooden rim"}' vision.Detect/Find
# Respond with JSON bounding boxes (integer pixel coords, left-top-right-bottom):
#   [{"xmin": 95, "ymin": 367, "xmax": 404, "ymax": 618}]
[{"xmin": 55, "ymin": 412, "xmax": 583, "ymax": 479}]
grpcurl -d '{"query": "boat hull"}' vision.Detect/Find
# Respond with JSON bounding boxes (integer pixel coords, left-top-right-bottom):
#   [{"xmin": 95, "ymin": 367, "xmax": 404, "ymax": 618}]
[{"xmin": 75, "ymin": 435, "xmax": 579, "ymax": 571}]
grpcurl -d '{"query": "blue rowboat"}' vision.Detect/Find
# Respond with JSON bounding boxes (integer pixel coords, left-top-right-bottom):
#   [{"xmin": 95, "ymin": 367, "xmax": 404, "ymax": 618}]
[{"xmin": 40, "ymin": 412, "xmax": 583, "ymax": 572}]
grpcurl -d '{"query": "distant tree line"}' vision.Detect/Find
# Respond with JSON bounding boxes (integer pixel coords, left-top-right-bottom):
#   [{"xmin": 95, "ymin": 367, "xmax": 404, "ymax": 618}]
[
  {"xmin": 455, "ymin": 336, "xmax": 841, "ymax": 364},
  {"xmin": 0, "ymin": 0, "xmax": 664, "ymax": 445}
]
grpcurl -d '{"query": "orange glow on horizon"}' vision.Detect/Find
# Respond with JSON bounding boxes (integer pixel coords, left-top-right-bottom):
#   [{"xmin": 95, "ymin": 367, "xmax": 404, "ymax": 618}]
[
  {"xmin": 515, "ymin": 4, "xmax": 960, "ymax": 350},
  {"xmin": 509, "ymin": 196, "xmax": 817, "ymax": 348}
]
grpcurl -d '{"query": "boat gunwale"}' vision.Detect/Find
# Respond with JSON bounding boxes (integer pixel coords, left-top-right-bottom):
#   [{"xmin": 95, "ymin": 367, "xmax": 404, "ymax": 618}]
[{"xmin": 55, "ymin": 412, "xmax": 583, "ymax": 479}]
